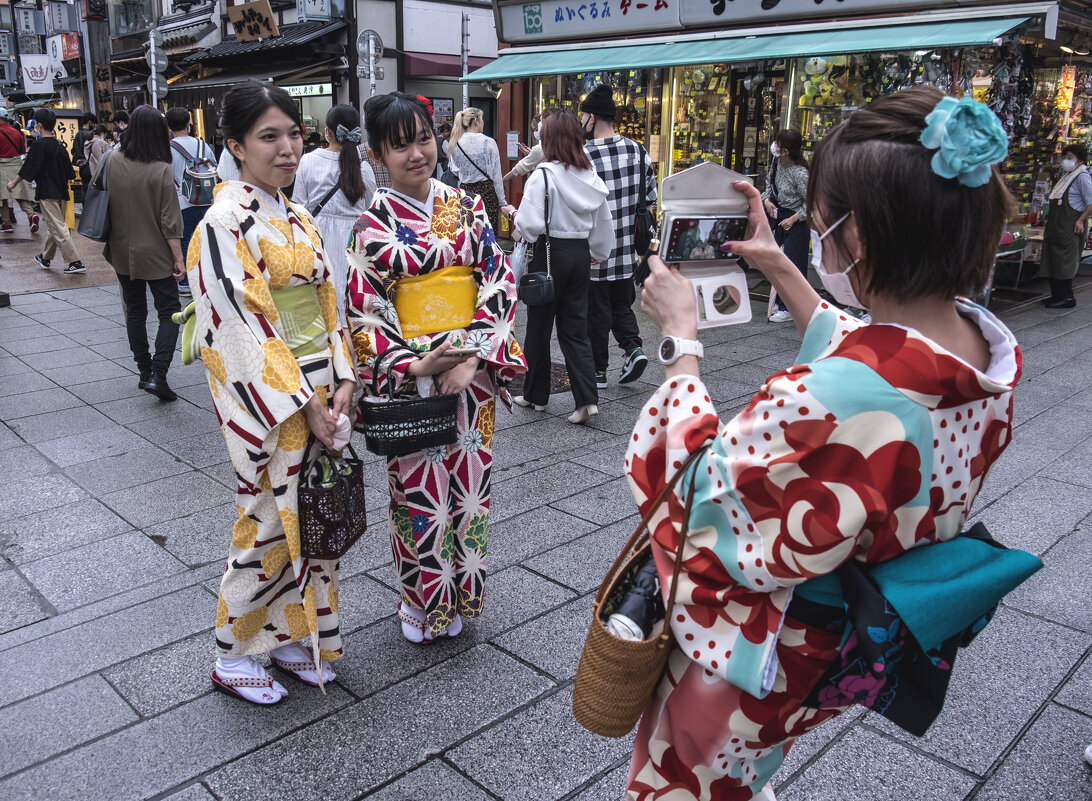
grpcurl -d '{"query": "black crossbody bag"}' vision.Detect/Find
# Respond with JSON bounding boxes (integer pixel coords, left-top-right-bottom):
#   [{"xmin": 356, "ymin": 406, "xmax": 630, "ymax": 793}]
[{"xmin": 517, "ymin": 170, "xmax": 555, "ymax": 306}]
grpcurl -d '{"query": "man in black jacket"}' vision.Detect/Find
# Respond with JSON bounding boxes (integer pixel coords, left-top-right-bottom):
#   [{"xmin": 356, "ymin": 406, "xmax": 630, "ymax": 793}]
[{"xmin": 71, "ymin": 112, "xmax": 97, "ymax": 191}]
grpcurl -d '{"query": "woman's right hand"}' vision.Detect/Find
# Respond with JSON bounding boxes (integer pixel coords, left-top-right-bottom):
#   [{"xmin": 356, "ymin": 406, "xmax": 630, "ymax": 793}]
[
  {"xmin": 407, "ymin": 341, "xmax": 475, "ymax": 377},
  {"xmin": 726, "ymin": 181, "xmax": 797, "ymax": 277},
  {"xmin": 763, "ymin": 198, "xmax": 778, "ymax": 219},
  {"xmin": 303, "ymin": 394, "xmax": 337, "ymax": 448}
]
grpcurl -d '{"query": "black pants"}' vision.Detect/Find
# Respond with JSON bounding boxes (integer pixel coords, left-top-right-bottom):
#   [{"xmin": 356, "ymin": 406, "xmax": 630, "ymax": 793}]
[
  {"xmin": 771, "ymin": 207, "xmax": 809, "ymax": 311},
  {"xmin": 117, "ymin": 273, "xmax": 181, "ymax": 375},
  {"xmin": 522, "ymin": 238, "xmax": 598, "ymax": 408},
  {"xmin": 588, "ymin": 277, "xmax": 642, "ymax": 372},
  {"xmin": 180, "ymin": 206, "xmax": 207, "ymax": 266}
]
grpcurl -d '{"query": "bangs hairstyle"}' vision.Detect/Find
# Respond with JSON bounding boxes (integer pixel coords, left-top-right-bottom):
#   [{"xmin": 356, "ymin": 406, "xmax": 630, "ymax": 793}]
[
  {"xmin": 220, "ymin": 82, "xmax": 302, "ymax": 167},
  {"xmin": 364, "ymin": 93, "xmax": 434, "ymax": 157},
  {"xmin": 808, "ymin": 86, "xmax": 1012, "ymax": 300},
  {"xmin": 540, "ymin": 110, "xmax": 591, "ymax": 171},
  {"xmin": 120, "ymin": 105, "xmax": 171, "ymax": 164}
]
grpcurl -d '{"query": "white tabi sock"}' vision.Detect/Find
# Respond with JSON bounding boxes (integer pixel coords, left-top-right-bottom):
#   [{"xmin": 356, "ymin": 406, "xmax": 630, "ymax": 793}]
[{"xmin": 214, "ymin": 656, "xmax": 289, "ymax": 702}]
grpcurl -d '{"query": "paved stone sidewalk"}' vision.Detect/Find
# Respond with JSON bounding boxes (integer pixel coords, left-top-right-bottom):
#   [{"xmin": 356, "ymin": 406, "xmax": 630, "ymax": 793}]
[{"xmin": 0, "ymin": 274, "xmax": 1090, "ymax": 800}]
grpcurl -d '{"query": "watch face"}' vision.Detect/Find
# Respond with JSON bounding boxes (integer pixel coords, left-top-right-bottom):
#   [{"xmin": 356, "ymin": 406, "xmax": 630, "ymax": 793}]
[{"xmin": 659, "ymin": 337, "xmax": 676, "ymax": 362}]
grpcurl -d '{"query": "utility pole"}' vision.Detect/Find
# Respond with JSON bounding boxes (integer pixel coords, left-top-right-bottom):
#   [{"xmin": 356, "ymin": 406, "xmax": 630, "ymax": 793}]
[{"xmin": 461, "ymin": 12, "xmax": 469, "ymax": 110}]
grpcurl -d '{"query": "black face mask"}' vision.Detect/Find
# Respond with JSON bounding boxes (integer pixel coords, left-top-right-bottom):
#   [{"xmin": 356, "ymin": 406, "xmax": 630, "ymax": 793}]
[{"xmin": 582, "ymin": 117, "xmax": 595, "ymax": 142}]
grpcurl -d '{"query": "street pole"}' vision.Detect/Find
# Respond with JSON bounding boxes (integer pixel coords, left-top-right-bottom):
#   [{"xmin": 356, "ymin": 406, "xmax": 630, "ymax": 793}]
[
  {"xmin": 148, "ymin": 30, "xmax": 157, "ymax": 102},
  {"xmin": 80, "ymin": 17, "xmax": 94, "ymax": 116},
  {"xmin": 461, "ymin": 12, "xmax": 469, "ymax": 110},
  {"xmin": 369, "ymin": 37, "xmax": 376, "ymax": 98}
]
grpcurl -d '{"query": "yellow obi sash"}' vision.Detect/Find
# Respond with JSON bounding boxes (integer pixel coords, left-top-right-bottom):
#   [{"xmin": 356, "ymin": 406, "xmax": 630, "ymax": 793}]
[
  {"xmin": 174, "ymin": 284, "xmax": 326, "ymax": 366},
  {"xmin": 393, "ymin": 264, "xmax": 477, "ymax": 338}
]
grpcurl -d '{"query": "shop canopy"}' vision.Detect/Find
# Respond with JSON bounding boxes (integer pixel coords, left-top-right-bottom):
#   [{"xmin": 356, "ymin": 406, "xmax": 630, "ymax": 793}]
[{"xmin": 463, "ymin": 15, "xmax": 1028, "ymax": 82}]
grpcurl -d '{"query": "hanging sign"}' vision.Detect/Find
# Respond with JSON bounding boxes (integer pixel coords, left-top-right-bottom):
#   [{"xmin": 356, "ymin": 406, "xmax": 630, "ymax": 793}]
[
  {"xmin": 46, "ymin": 35, "xmax": 68, "ymax": 75},
  {"xmin": 227, "ymin": 0, "xmax": 279, "ymax": 42},
  {"xmin": 0, "ymin": 32, "xmax": 13, "ymax": 57},
  {"xmin": 15, "ymin": 7, "xmax": 46, "ymax": 36},
  {"xmin": 44, "ymin": 1, "xmax": 78, "ymax": 35},
  {"xmin": 62, "ymin": 31, "xmax": 80, "ymax": 59},
  {"xmin": 21, "ymin": 53, "xmax": 54, "ymax": 95},
  {"xmin": 297, "ymin": 0, "xmax": 330, "ymax": 22}
]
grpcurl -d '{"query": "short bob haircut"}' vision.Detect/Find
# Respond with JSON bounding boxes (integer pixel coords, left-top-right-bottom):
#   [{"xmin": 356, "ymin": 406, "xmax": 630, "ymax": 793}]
[
  {"xmin": 363, "ymin": 92, "xmax": 434, "ymax": 158},
  {"xmin": 33, "ymin": 107, "xmax": 56, "ymax": 131},
  {"xmin": 119, "ymin": 105, "xmax": 171, "ymax": 164},
  {"xmin": 1063, "ymin": 142, "xmax": 1088, "ymax": 163},
  {"xmin": 808, "ymin": 86, "xmax": 1012, "ymax": 300},
  {"xmin": 165, "ymin": 107, "xmax": 191, "ymax": 133},
  {"xmin": 220, "ymin": 81, "xmax": 302, "ymax": 168},
  {"xmin": 540, "ymin": 110, "xmax": 591, "ymax": 171}
]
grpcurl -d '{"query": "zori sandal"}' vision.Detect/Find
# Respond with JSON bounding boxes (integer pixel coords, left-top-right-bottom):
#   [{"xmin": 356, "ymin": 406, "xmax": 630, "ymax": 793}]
[
  {"xmin": 398, "ymin": 602, "xmax": 438, "ymax": 645},
  {"xmin": 269, "ymin": 642, "xmax": 336, "ymax": 687},
  {"xmin": 210, "ymin": 670, "xmax": 283, "ymax": 705}
]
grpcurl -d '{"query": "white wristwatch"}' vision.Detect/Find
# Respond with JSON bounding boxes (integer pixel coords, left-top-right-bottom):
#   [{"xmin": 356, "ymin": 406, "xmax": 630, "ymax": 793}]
[{"xmin": 658, "ymin": 336, "xmax": 704, "ymax": 365}]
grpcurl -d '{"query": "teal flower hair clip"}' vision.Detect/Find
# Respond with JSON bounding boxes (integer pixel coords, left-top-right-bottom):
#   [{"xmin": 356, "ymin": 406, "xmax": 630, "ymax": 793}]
[{"xmin": 920, "ymin": 96, "xmax": 1008, "ymax": 187}]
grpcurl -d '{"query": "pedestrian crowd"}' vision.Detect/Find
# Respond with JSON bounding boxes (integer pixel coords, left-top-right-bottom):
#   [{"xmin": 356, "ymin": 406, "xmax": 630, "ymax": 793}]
[{"xmin": 4, "ymin": 80, "xmax": 1087, "ymax": 800}]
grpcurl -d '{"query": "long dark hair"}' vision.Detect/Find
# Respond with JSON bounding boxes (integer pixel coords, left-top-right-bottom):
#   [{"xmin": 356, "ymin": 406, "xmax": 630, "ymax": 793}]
[
  {"xmin": 363, "ymin": 92, "xmax": 434, "ymax": 159},
  {"xmin": 220, "ymin": 81, "xmax": 302, "ymax": 168},
  {"xmin": 775, "ymin": 128, "xmax": 808, "ymax": 169},
  {"xmin": 120, "ymin": 105, "xmax": 171, "ymax": 164},
  {"xmin": 808, "ymin": 86, "xmax": 1012, "ymax": 300},
  {"xmin": 326, "ymin": 104, "xmax": 365, "ymax": 206},
  {"xmin": 540, "ymin": 110, "xmax": 590, "ymax": 170}
]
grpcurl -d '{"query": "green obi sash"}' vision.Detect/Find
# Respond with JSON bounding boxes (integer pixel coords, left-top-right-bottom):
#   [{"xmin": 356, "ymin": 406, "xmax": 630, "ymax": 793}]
[{"xmin": 173, "ymin": 284, "xmax": 326, "ymax": 366}]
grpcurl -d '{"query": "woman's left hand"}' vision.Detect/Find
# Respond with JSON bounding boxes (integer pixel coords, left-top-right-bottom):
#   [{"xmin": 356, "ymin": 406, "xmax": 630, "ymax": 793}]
[
  {"xmin": 779, "ymin": 214, "xmax": 798, "ymax": 231},
  {"xmin": 641, "ymin": 255, "xmax": 697, "ymax": 340},
  {"xmin": 500, "ymin": 204, "xmax": 517, "ymax": 219},
  {"xmin": 437, "ymin": 357, "xmax": 478, "ymax": 396},
  {"xmin": 331, "ymin": 379, "xmax": 355, "ymax": 420}
]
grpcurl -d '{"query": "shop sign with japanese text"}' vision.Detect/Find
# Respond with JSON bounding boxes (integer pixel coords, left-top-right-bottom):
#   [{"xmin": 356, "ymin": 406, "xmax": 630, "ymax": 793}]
[
  {"xmin": 228, "ymin": 0, "xmax": 280, "ymax": 42},
  {"xmin": 499, "ymin": 0, "xmax": 679, "ymax": 42},
  {"xmin": 297, "ymin": 0, "xmax": 331, "ymax": 22},
  {"xmin": 44, "ymin": 1, "xmax": 78, "ymax": 35},
  {"xmin": 496, "ymin": 0, "xmax": 960, "ymax": 42},
  {"xmin": 0, "ymin": 32, "xmax": 13, "ymax": 57},
  {"xmin": 285, "ymin": 82, "xmax": 331, "ymax": 97},
  {"xmin": 21, "ymin": 53, "xmax": 53, "ymax": 94},
  {"xmin": 14, "ymin": 6, "xmax": 46, "ymax": 36},
  {"xmin": 62, "ymin": 31, "xmax": 79, "ymax": 59}
]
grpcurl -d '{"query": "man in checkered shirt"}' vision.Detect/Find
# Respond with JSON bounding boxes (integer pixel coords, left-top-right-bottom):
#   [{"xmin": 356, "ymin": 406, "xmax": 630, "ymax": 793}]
[{"xmin": 581, "ymin": 84, "xmax": 656, "ymax": 388}]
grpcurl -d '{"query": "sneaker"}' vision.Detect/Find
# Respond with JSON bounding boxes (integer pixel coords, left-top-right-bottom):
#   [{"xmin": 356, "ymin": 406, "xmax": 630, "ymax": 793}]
[
  {"xmin": 595, "ymin": 371, "xmax": 607, "ymax": 390},
  {"xmin": 63, "ymin": 261, "xmax": 86, "ymax": 275},
  {"xmin": 768, "ymin": 309, "xmax": 793, "ymax": 323},
  {"xmin": 29, "ymin": 214, "xmax": 39, "ymax": 233},
  {"xmin": 34, "ymin": 253, "xmax": 50, "ymax": 270},
  {"xmin": 177, "ymin": 279, "xmax": 192, "ymax": 298},
  {"xmin": 618, "ymin": 347, "xmax": 647, "ymax": 384},
  {"xmin": 0, "ymin": 224, "xmax": 12, "ymax": 233}
]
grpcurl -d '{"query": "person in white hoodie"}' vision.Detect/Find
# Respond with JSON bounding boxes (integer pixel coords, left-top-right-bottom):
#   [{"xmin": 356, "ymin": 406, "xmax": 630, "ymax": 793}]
[{"xmin": 502, "ymin": 110, "xmax": 614, "ymax": 424}]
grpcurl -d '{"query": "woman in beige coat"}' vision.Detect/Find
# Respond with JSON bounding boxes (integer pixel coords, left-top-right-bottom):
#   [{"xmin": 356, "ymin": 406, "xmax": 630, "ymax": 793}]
[{"xmin": 103, "ymin": 105, "xmax": 185, "ymax": 400}]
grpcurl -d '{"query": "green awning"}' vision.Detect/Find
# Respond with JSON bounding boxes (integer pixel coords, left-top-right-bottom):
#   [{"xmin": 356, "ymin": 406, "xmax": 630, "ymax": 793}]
[{"xmin": 464, "ymin": 16, "xmax": 1028, "ymax": 81}]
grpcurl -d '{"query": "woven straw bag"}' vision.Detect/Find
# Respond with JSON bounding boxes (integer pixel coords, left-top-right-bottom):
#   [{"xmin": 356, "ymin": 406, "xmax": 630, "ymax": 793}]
[
  {"xmin": 298, "ymin": 438, "xmax": 368, "ymax": 560},
  {"xmin": 572, "ymin": 446, "xmax": 706, "ymax": 738}
]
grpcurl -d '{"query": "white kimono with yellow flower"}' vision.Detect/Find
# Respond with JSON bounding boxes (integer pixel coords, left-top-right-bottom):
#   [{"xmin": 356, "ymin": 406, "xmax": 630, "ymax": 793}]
[{"xmin": 187, "ymin": 182, "xmax": 356, "ymax": 662}]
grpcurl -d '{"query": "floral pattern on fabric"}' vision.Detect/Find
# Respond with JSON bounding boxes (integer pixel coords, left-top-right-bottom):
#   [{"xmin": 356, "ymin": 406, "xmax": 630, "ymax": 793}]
[
  {"xmin": 346, "ymin": 179, "xmax": 526, "ymax": 635},
  {"xmin": 624, "ymin": 301, "xmax": 1021, "ymax": 799},
  {"xmin": 188, "ymin": 182, "xmax": 356, "ymax": 663}
]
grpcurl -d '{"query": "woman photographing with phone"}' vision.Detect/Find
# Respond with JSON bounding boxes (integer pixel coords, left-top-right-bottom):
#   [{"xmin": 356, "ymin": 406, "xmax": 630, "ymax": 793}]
[
  {"xmin": 346, "ymin": 93, "xmax": 526, "ymax": 645},
  {"xmin": 625, "ymin": 87, "xmax": 1020, "ymax": 798}
]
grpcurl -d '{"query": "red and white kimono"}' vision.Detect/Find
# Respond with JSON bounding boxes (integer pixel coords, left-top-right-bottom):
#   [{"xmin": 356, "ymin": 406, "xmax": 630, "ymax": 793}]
[
  {"xmin": 625, "ymin": 301, "xmax": 1021, "ymax": 799},
  {"xmin": 346, "ymin": 180, "xmax": 526, "ymax": 636}
]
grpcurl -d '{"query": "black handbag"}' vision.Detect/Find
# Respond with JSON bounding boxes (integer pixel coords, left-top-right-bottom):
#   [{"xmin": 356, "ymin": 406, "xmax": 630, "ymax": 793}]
[
  {"xmin": 633, "ymin": 146, "xmax": 656, "ymax": 254},
  {"xmin": 517, "ymin": 169, "xmax": 555, "ymax": 306},
  {"xmin": 77, "ymin": 152, "xmax": 111, "ymax": 243},
  {"xmin": 297, "ymin": 436, "xmax": 368, "ymax": 560}
]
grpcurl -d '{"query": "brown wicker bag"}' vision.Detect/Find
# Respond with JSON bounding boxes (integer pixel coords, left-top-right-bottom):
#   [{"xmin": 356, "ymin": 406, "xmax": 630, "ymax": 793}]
[{"xmin": 572, "ymin": 446, "xmax": 706, "ymax": 738}]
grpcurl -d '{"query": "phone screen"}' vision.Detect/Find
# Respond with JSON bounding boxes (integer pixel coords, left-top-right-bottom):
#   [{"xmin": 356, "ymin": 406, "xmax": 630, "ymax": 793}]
[{"xmin": 662, "ymin": 217, "xmax": 749, "ymax": 261}]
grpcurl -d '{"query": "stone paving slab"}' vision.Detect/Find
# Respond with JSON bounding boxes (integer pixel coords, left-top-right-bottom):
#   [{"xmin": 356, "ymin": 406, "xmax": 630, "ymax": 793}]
[
  {"xmin": 102, "ymin": 630, "xmax": 215, "ymax": 718},
  {"xmin": 449, "ymin": 687, "xmax": 633, "ymax": 801},
  {"xmin": 1005, "ymin": 526, "xmax": 1092, "ymax": 634},
  {"xmin": 63, "ymin": 443, "xmax": 192, "ymax": 496},
  {"xmin": 0, "ymin": 674, "xmax": 138, "ymax": 777},
  {"xmin": 1055, "ymin": 655, "xmax": 1092, "ymax": 717},
  {"xmin": 100, "ymin": 470, "xmax": 227, "ymax": 529},
  {"xmin": 0, "ymin": 386, "xmax": 84, "ymax": 419},
  {"xmin": 204, "ymin": 646, "xmax": 555, "ymax": 801},
  {"xmin": 0, "ymin": 568, "xmax": 50, "ymax": 632},
  {"xmin": 972, "ymin": 475, "xmax": 1092, "ymax": 555},
  {"xmin": 18, "ymin": 529, "xmax": 187, "ymax": 611},
  {"xmin": 0, "ymin": 498, "xmax": 132, "ymax": 565},
  {"xmin": 145, "ymin": 503, "xmax": 236, "ymax": 568}
]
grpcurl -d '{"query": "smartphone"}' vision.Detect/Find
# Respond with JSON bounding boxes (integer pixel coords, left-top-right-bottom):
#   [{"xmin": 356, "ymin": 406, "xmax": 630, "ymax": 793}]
[
  {"xmin": 444, "ymin": 346, "xmax": 480, "ymax": 356},
  {"xmin": 661, "ymin": 216, "xmax": 749, "ymax": 262}
]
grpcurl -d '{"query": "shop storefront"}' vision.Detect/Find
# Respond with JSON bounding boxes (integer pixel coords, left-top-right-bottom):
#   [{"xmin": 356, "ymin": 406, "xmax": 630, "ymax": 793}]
[{"xmin": 469, "ymin": 0, "xmax": 1067, "ymax": 209}]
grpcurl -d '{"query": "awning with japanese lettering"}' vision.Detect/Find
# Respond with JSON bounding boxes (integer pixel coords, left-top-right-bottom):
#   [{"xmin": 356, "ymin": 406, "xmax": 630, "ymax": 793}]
[{"xmin": 463, "ymin": 15, "xmax": 1029, "ymax": 81}]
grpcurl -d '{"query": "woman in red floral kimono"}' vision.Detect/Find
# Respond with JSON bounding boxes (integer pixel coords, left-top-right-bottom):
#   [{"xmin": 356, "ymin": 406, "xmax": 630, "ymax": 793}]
[
  {"xmin": 626, "ymin": 88, "xmax": 1019, "ymax": 799},
  {"xmin": 346, "ymin": 93, "xmax": 526, "ymax": 644}
]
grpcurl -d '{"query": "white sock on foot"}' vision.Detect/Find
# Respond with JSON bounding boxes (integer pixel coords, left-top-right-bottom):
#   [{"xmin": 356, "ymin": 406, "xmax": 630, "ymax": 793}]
[{"xmin": 214, "ymin": 656, "xmax": 288, "ymax": 701}]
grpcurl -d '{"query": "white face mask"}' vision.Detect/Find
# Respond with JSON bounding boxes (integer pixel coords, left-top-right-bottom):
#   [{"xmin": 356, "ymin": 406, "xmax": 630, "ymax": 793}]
[
  {"xmin": 811, "ymin": 211, "xmax": 866, "ymax": 309},
  {"xmin": 1061, "ymin": 158, "xmax": 1077, "ymax": 173},
  {"xmin": 770, "ymin": 142, "xmax": 781, "ymax": 157},
  {"xmin": 534, "ymin": 124, "xmax": 542, "ymax": 141}
]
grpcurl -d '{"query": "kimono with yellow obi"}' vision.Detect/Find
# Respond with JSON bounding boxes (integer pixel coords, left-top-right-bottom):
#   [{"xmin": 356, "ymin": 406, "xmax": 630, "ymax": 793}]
[
  {"xmin": 186, "ymin": 181, "xmax": 357, "ymax": 664},
  {"xmin": 346, "ymin": 180, "xmax": 526, "ymax": 635}
]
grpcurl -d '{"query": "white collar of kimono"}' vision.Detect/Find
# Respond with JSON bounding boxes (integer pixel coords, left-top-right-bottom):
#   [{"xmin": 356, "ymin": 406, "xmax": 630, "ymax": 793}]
[
  {"xmin": 250, "ymin": 184, "xmax": 288, "ymax": 219},
  {"xmin": 380, "ymin": 181, "xmax": 435, "ymax": 222},
  {"xmin": 883, "ymin": 300, "xmax": 1018, "ymax": 387}
]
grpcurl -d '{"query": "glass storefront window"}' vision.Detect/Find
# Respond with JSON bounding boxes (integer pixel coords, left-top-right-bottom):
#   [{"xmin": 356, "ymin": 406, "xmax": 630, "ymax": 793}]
[
  {"xmin": 667, "ymin": 63, "xmax": 730, "ymax": 176},
  {"xmin": 110, "ymin": 0, "xmax": 154, "ymax": 37}
]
